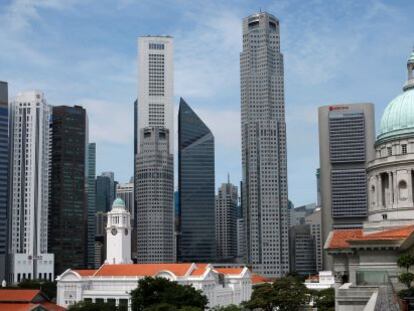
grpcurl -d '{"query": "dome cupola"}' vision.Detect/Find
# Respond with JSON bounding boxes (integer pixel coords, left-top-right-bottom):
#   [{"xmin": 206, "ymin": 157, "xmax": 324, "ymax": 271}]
[{"xmin": 378, "ymin": 49, "xmax": 414, "ymax": 143}]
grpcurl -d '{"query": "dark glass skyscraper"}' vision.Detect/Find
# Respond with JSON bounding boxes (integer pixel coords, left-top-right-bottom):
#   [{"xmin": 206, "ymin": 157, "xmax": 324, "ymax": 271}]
[
  {"xmin": 178, "ymin": 98, "xmax": 215, "ymax": 262},
  {"xmin": 0, "ymin": 81, "xmax": 8, "ymax": 281},
  {"xmin": 49, "ymin": 106, "xmax": 87, "ymax": 274},
  {"xmin": 86, "ymin": 143, "xmax": 96, "ymax": 268},
  {"xmin": 96, "ymin": 175, "xmax": 112, "ymax": 213}
]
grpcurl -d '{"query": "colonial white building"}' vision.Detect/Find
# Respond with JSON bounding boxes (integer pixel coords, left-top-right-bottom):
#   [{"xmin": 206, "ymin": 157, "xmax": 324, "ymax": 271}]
[
  {"xmin": 57, "ymin": 199, "xmax": 252, "ymax": 310},
  {"xmin": 8, "ymin": 91, "xmax": 54, "ymax": 284}
]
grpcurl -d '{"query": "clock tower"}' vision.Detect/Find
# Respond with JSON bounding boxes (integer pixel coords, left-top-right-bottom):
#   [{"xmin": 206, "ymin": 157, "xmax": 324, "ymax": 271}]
[{"xmin": 105, "ymin": 198, "xmax": 132, "ymax": 264}]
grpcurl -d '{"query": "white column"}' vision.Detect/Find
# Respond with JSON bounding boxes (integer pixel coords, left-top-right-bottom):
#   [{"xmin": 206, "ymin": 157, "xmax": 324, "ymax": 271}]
[{"xmin": 408, "ymin": 170, "xmax": 413, "ymax": 205}]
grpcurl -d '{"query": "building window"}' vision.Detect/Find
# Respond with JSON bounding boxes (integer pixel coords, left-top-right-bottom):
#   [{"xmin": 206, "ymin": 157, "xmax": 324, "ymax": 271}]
[
  {"xmin": 387, "ymin": 147, "xmax": 392, "ymax": 156},
  {"xmin": 382, "ymin": 214, "xmax": 387, "ymax": 220},
  {"xmin": 402, "ymin": 144, "xmax": 407, "ymax": 155}
]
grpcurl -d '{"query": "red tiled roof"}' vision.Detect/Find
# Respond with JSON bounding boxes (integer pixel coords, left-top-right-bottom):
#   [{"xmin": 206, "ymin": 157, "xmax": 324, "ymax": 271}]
[
  {"xmin": 251, "ymin": 274, "xmax": 271, "ymax": 284},
  {"xmin": 326, "ymin": 225, "xmax": 414, "ymax": 249},
  {"xmin": 326, "ymin": 229, "xmax": 363, "ymax": 249},
  {"xmin": 356, "ymin": 225, "xmax": 414, "ymax": 241},
  {"xmin": 94, "ymin": 263, "xmax": 193, "ymax": 277},
  {"xmin": 190, "ymin": 264, "xmax": 208, "ymax": 276},
  {"xmin": 214, "ymin": 268, "xmax": 244, "ymax": 275},
  {"xmin": 73, "ymin": 269, "xmax": 97, "ymax": 277},
  {"xmin": 0, "ymin": 303, "xmax": 37, "ymax": 311},
  {"xmin": 40, "ymin": 301, "xmax": 67, "ymax": 311},
  {"xmin": 0, "ymin": 289, "xmax": 41, "ymax": 302},
  {"xmin": 0, "ymin": 302, "xmax": 66, "ymax": 311}
]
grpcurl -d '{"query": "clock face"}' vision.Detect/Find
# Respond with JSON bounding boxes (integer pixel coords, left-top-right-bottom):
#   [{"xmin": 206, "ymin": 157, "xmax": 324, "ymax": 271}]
[
  {"xmin": 111, "ymin": 228, "xmax": 118, "ymax": 236},
  {"xmin": 125, "ymin": 228, "xmax": 128, "ymax": 236}
]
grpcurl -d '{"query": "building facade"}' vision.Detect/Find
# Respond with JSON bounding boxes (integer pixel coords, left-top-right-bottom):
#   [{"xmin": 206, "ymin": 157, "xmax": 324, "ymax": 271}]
[
  {"xmin": 8, "ymin": 91, "xmax": 54, "ymax": 283},
  {"xmin": 318, "ymin": 103, "xmax": 375, "ymax": 269},
  {"xmin": 289, "ymin": 225, "xmax": 316, "ymax": 276},
  {"xmin": 96, "ymin": 174, "xmax": 112, "ymax": 213},
  {"xmin": 240, "ymin": 12, "xmax": 289, "ymax": 277},
  {"xmin": 324, "ymin": 50, "xmax": 414, "ymax": 311},
  {"xmin": 305, "ymin": 207, "xmax": 323, "ymax": 272},
  {"xmin": 215, "ymin": 180, "xmax": 238, "ymax": 262},
  {"xmin": 116, "ymin": 182, "xmax": 136, "ymax": 260},
  {"xmin": 135, "ymin": 36, "xmax": 174, "ymax": 263},
  {"xmin": 86, "ymin": 143, "xmax": 96, "ymax": 268},
  {"xmin": 136, "ymin": 127, "xmax": 174, "ymax": 263},
  {"xmin": 178, "ymin": 98, "xmax": 215, "ymax": 262},
  {"xmin": 0, "ymin": 82, "xmax": 8, "ymax": 282},
  {"xmin": 49, "ymin": 105, "xmax": 87, "ymax": 275}
]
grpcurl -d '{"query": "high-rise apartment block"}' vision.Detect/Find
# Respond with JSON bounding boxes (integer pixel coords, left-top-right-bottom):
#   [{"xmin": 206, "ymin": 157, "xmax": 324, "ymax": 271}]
[
  {"xmin": 135, "ymin": 36, "xmax": 174, "ymax": 262},
  {"xmin": 8, "ymin": 91, "xmax": 54, "ymax": 283},
  {"xmin": 49, "ymin": 106, "xmax": 87, "ymax": 275},
  {"xmin": 0, "ymin": 82, "xmax": 8, "ymax": 281},
  {"xmin": 178, "ymin": 98, "xmax": 215, "ymax": 262},
  {"xmin": 86, "ymin": 143, "xmax": 96, "ymax": 268},
  {"xmin": 215, "ymin": 180, "xmax": 238, "ymax": 262},
  {"xmin": 240, "ymin": 12, "xmax": 289, "ymax": 277},
  {"xmin": 318, "ymin": 103, "xmax": 375, "ymax": 269}
]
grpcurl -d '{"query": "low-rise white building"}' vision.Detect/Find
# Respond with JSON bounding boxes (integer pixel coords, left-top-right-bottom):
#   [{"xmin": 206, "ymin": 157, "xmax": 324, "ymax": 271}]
[
  {"xmin": 56, "ymin": 199, "xmax": 252, "ymax": 310},
  {"xmin": 305, "ymin": 271, "xmax": 335, "ymax": 290}
]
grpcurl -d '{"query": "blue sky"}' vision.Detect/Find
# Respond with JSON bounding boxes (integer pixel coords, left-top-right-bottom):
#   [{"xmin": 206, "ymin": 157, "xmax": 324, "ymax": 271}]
[{"xmin": 0, "ymin": 0, "xmax": 413, "ymax": 207}]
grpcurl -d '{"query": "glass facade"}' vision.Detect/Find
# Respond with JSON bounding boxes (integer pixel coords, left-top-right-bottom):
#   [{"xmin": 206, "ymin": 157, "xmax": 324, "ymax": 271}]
[
  {"xmin": 96, "ymin": 175, "xmax": 112, "ymax": 213},
  {"xmin": 0, "ymin": 82, "xmax": 8, "ymax": 281},
  {"xmin": 49, "ymin": 106, "xmax": 87, "ymax": 274},
  {"xmin": 178, "ymin": 98, "xmax": 215, "ymax": 262},
  {"xmin": 86, "ymin": 143, "xmax": 96, "ymax": 268}
]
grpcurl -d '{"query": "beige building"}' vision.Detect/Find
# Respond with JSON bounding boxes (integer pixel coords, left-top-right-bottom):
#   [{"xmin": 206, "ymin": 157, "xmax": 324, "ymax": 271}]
[{"xmin": 318, "ymin": 103, "xmax": 375, "ymax": 270}]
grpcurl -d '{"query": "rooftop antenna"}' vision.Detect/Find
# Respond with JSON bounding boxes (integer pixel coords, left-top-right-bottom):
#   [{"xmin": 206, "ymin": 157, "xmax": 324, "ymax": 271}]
[{"xmin": 227, "ymin": 173, "xmax": 230, "ymax": 184}]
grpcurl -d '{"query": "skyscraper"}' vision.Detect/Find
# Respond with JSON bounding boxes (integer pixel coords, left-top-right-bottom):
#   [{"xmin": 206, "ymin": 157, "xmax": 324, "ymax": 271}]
[
  {"xmin": 215, "ymin": 180, "xmax": 238, "ymax": 262},
  {"xmin": 96, "ymin": 174, "xmax": 112, "ymax": 213},
  {"xmin": 0, "ymin": 81, "xmax": 8, "ymax": 281},
  {"xmin": 8, "ymin": 91, "xmax": 54, "ymax": 283},
  {"xmin": 178, "ymin": 98, "xmax": 215, "ymax": 262},
  {"xmin": 101, "ymin": 171, "xmax": 115, "ymax": 207},
  {"xmin": 240, "ymin": 12, "xmax": 289, "ymax": 277},
  {"xmin": 135, "ymin": 36, "xmax": 174, "ymax": 262},
  {"xmin": 289, "ymin": 225, "xmax": 316, "ymax": 276},
  {"xmin": 86, "ymin": 143, "xmax": 96, "ymax": 268},
  {"xmin": 49, "ymin": 105, "xmax": 87, "ymax": 274},
  {"xmin": 318, "ymin": 103, "xmax": 375, "ymax": 269},
  {"xmin": 116, "ymin": 182, "xmax": 136, "ymax": 260},
  {"xmin": 136, "ymin": 127, "xmax": 174, "ymax": 262}
]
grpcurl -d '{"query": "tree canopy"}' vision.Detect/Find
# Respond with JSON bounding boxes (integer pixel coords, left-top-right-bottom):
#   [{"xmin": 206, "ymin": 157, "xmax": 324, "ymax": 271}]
[
  {"xmin": 130, "ymin": 277, "xmax": 208, "ymax": 311},
  {"xmin": 17, "ymin": 279, "xmax": 57, "ymax": 301},
  {"xmin": 243, "ymin": 276, "xmax": 313, "ymax": 311}
]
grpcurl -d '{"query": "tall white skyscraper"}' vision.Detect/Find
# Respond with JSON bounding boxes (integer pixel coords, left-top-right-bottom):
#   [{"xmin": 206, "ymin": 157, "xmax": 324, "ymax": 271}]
[
  {"xmin": 137, "ymin": 36, "xmax": 174, "ymax": 152},
  {"xmin": 240, "ymin": 12, "xmax": 289, "ymax": 277},
  {"xmin": 135, "ymin": 36, "xmax": 174, "ymax": 262},
  {"xmin": 8, "ymin": 91, "xmax": 54, "ymax": 283}
]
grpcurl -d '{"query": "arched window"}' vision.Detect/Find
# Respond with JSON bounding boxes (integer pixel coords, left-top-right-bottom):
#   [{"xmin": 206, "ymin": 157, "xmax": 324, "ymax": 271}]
[{"xmin": 399, "ymin": 180, "xmax": 408, "ymax": 201}]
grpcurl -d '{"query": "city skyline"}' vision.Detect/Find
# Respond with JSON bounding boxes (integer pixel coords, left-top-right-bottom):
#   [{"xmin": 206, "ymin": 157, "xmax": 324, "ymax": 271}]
[{"xmin": 0, "ymin": 0, "xmax": 413, "ymax": 208}]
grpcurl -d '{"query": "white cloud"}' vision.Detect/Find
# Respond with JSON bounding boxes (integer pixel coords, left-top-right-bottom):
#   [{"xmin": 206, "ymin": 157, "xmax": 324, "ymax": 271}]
[
  {"xmin": 174, "ymin": 7, "xmax": 242, "ymax": 98},
  {"xmin": 75, "ymin": 99, "xmax": 133, "ymax": 145}
]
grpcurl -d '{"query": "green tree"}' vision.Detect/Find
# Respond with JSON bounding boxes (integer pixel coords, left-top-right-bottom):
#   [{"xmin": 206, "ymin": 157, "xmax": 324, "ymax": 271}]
[
  {"xmin": 399, "ymin": 272, "xmax": 414, "ymax": 289},
  {"xmin": 243, "ymin": 276, "xmax": 310, "ymax": 311},
  {"xmin": 130, "ymin": 277, "xmax": 208, "ymax": 311},
  {"xmin": 313, "ymin": 288, "xmax": 335, "ymax": 311},
  {"xmin": 68, "ymin": 301, "xmax": 118, "ymax": 311},
  {"xmin": 242, "ymin": 283, "xmax": 275, "ymax": 311},
  {"xmin": 18, "ymin": 279, "xmax": 57, "ymax": 300},
  {"xmin": 143, "ymin": 303, "xmax": 178, "ymax": 311},
  {"xmin": 272, "ymin": 276, "xmax": 310, "ymax": 311},
  {"xmin": 211, "ymin": 305, "xmax": 242, "ymax": 311},
  {"xmin": 398, "ymin": 253, "xmax": 414, "ymax": 272}
]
